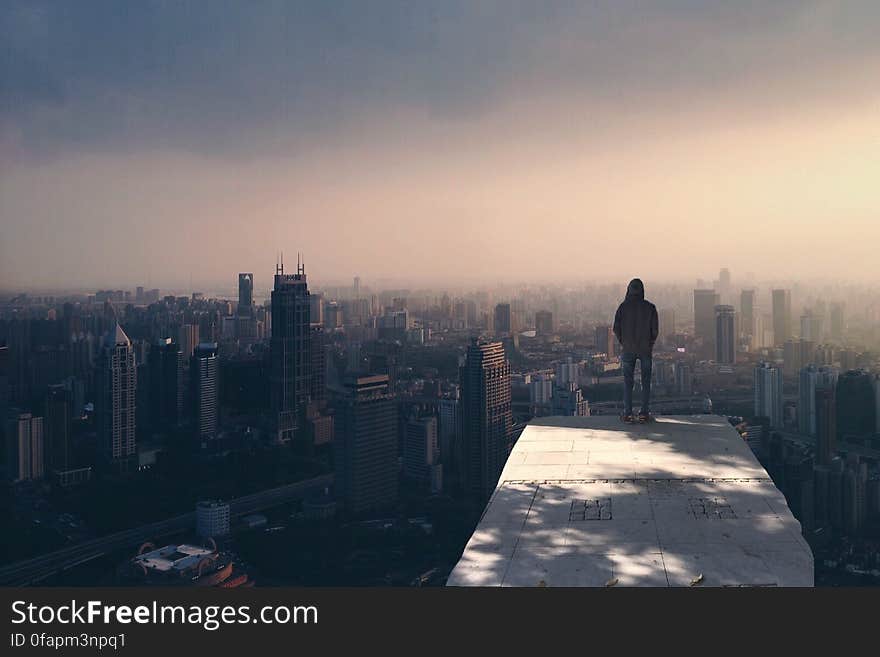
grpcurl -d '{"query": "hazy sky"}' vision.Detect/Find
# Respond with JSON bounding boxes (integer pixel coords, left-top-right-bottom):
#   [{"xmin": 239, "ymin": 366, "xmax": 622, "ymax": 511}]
[{"xmin": 2, "ymin": 1, "xmax": 880, "ymax": 291}]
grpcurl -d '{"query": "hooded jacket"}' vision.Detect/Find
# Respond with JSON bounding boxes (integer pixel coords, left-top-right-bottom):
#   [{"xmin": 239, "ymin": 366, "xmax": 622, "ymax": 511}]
[{"xmin": 612, "ymin": 278, "xmax": 659, "ymax": 356}]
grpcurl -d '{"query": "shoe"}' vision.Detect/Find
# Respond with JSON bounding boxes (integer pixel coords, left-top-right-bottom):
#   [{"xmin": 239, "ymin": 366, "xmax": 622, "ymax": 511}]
[
  {"xmin": 638, "ymin": 412, "xmax": 652, "ymax": 423},
  {"xmin": 622, "ymin": 414, "xmax": 636, "ymax": 424}
]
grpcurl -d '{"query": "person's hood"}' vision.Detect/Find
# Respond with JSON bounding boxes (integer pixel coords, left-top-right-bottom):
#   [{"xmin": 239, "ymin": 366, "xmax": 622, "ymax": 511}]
[{"xmin": 625, "ymin": 278, "xmax": 645, "ymax": 300}]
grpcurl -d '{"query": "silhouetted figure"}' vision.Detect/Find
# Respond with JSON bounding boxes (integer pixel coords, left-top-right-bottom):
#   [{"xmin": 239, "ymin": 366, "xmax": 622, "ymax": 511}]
[{"xmin": 613, "ymin": 278, "xmax": 659, "ymax": 423}]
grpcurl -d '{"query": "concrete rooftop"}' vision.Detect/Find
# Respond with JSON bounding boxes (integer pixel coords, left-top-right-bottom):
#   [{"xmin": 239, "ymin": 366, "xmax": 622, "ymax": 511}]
[{"xmin": 447, "ymin": 415, "xmax": 813, "ymax": 587}]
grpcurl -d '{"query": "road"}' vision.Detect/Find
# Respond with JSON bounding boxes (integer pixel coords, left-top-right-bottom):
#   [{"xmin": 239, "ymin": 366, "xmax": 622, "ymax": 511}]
[{"xmin": 0, "ymin": 474, "xmax": 333, "ymax": 587}]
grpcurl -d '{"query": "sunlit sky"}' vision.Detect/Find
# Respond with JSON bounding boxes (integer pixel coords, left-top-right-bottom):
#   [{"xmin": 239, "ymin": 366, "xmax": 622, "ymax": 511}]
[{"xmin": 2, "ymin": 1, "xmax": 880, "ymax": 291}]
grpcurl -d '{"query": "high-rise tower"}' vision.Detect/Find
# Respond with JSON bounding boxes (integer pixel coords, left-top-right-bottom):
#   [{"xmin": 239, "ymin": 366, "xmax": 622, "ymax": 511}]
[
  {"xmin": 754, "ymin": 361, "xmax": 783, "ymax": 429},
  {"xmin": 458, "ymin": 339, "xmax": 514, "ymax": 503},
  {"xmin": 772, "ymin": 289, "xmax": 792, "ymax": 346},
  {"xmin": 192, "ymin": 342, "xmax": 219, "ymax": 440},
  {"xmin": 270, "ymin": 255, "xmax": 311, "ymax": 444},
  {"xmin": 238, "ymin": 273, "xmax": 254, "ymax": 318},
  {"xmin": 714, "ymin": 305, "xmax": 736, "ymax": 364},
  {"xmin": 97, "ymin": 325, "xmax": 137, "ymax": 470},
  {"xmin": 334, "ymin": 374, "xmax": 398, "ymax": 514},
  {"xmin": 148, "ymin": 338, "xmax": 183, "ymax": 436}
]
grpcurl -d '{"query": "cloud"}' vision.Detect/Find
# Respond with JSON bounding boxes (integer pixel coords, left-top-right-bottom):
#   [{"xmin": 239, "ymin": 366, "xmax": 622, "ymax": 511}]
[{"xmin": 3, "ymin": 1, "xmax": 880, "ymax": 160}]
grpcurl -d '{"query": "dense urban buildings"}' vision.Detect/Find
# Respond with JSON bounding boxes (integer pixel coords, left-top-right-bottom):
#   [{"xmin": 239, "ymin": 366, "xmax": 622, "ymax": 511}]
[{"xmin": 1, "ymin": 265, "xmax": 879, "ymax": 587}]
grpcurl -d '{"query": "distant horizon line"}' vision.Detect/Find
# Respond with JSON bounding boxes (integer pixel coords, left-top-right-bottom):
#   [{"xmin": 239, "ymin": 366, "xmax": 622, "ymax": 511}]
[{"xmin": 2, "ymin": 275, "xmax": 879, "ymax": 298}]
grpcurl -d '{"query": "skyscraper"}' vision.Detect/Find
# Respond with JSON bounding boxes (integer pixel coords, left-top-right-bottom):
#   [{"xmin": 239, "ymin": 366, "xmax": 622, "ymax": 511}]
[
  {"xmin": 192, "ymin": 342, "xmax": 219, "ymax": 440},
  {"xmin": 754, "ymin": 362, "xmax": 783, "ymax": 428},
  {"xmin": 800, "ymin": 310, "xmax": 821, "ymax": 342},
  {"xmin": 714, "ymin": 305, "xmax": 736, "ymax": 364},
  {"xmin": 309, "ymin": 325, "xmax": 327, "ymax": 405},
  {"xmin": 438, "ymin": 394, "xmax": 459, "ymax": 469},
  {"xmin": 335, "ymin": 374, "xmax": 398, "ymax": 514},
  {"xmin": 798, "ymin": 365, "xmax": 837, "ymax": 437},
  {"xmin": 270, "ymin": 258, "xmax": 311, "ymax": 444},
  {"xmin": 836, "ymin": 370, "xmax": 876, "ymax": 440},
  {"xmin": 815, "ymin": 384, "xmax": 837, "ymax": 466},
  {"xmin": 8, "ymin": 412, "xmax": 44, "ymax": 481},
  {"xmin": 535, "ymin": 310, "xmax": 554, "ymax": 337},
  {"xmin": 97, "ymin": 325, "xmax": 137, "ymax": 469},
  {"xmin": 147, "ymin": 338, "xmax": 183, "ymax": 436},
  {"xmin": 45, "ymin": 384, "xmax": 71, "ymax": 476},
  {"xmin": 403, "ymin": 415, "xmax": 439, "ymax": 486},
  {"xmin": 693, "ymin": 289, "xmax": 720, "ymax": 355},
  {"xmin": 718, "ymin": 267, "xmax": 732, "ymax": 304},
  {"xmin": 238, "ymin": 273, "xmax": 254, "ymax": 318},
  {"xmin": 784, "ymin": 338, "xmax": 814, "ymax": 376},
  {"xmin": 740, "ymin": 289, "xmax": 755, "ymax": 343},
  {"xmin": 772, "ymin": 289, "xmax": 792, "ymax": 346},
  {"xmin": 459, "ymin": 339, "xmax": 513, "ymax": 503},
  {"xmin": 309, "ymin": 292, "xmax": 325, "ymax": 327},
  {"xmin": 494, "ymin": 303, "xmax": 512, "ymax": 335}
]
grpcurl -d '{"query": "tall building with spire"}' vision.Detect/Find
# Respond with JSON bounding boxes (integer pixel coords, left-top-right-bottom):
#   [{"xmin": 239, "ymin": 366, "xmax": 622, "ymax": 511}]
[
  {"xmin": 270, "ymin": 254, "xmax": 311, "ymax": 444},
  {"xmin": 97, "ymin": 325, "xmax": 137, "ymax": 470},
  {"xmin": 238, "ymin": 273, "xmax": 254, "ymax": 318},
  {"xmin": 458, "ymin": 339, "xmax": 513, "ymax": 503}
]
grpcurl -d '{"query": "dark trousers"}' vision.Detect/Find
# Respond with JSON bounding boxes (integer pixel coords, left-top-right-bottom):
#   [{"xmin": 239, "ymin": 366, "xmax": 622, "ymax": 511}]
[{"xmin": 621, "ymin": 352, "xmax": 652, "ymax": 416}]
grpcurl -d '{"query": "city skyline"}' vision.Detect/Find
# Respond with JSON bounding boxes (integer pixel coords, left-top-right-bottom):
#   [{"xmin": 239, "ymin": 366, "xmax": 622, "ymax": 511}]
[{"xmin": 4, "ymin": 2, "xmax": 880, "ymax": 289}]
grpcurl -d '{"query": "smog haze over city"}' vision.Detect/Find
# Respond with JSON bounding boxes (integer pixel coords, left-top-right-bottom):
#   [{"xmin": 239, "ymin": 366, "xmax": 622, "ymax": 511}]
[{"xmin": 3, "ymin": 1, "xmax": 880, "ymax": 291}]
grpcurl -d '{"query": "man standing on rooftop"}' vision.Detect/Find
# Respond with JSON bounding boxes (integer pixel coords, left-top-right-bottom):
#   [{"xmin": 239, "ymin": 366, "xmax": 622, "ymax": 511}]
[{"xmin": 613, "ymin": 278, "xmax": 659, "ymax": 423}]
